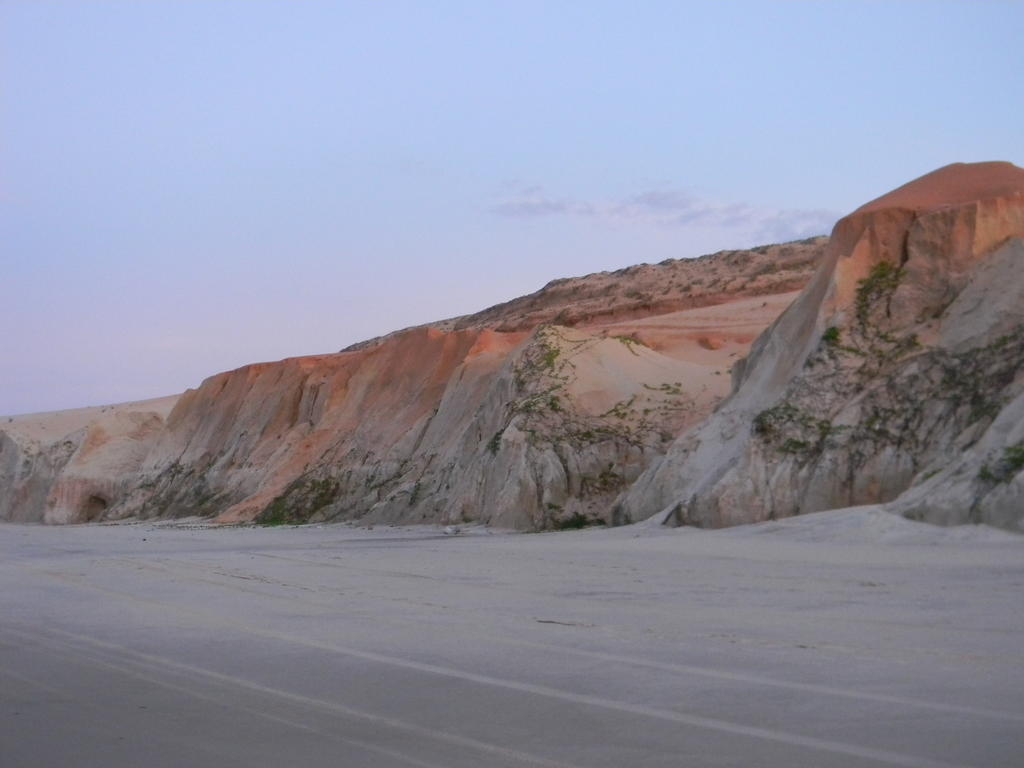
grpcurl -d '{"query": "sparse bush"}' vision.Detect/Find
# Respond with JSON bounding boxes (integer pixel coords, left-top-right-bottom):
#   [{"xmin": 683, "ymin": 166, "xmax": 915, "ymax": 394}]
[
  {"xmin": 257, "ymin": 475, "xmax": 339, "ymax": 525},
  {"xmin": 1005, "ymin": 443, "xmax": 1024, "ymax": 473},
  {"xmin": 856, "ymin": 261, "xmax": 903, "ymax": 328},
  {"xmin": 979, "ymin": 442, "xmax": 1024, "ymax": 483},
  {"xmin": 613, "ymin": 335, "xmax": 646, "ymax": 355},
  {"xmin": 551, "ymin": 512, "xmax": 605, "ymax": 530},
  {"xmin": 487, "ymin": 429, "xmax": 504, "ymax": 455},
  {"xmin": 781, "ymin": 438, "xmax": 810, "ymax": 453},
  {"xmin": 754, "ymin": 402, "xmax": 835, "ymax": 457}
]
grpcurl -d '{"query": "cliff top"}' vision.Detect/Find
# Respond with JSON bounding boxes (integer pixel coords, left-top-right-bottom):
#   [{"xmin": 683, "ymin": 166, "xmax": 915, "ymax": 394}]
[{"xmin": 854, "ymin": 161, "xmax": 1024, "ymax": 215}]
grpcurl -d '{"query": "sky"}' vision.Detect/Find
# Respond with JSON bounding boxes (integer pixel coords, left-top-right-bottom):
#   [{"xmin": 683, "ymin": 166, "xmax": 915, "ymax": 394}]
[{"xmin": 2, "ymin": 0, "xmax": 1022, "ymax": 415}]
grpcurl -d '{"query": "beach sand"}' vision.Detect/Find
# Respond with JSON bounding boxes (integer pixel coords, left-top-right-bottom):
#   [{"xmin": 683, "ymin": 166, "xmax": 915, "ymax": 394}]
[{"xmin": 1, "ymin": 509, "xmax": 1022, "ymax": 767}]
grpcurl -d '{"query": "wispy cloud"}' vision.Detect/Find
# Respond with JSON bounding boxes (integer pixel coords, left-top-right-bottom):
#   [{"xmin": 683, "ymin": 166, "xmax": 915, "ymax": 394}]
[
  {"xmin": 490, "ymin": 198, "xmax": 594, "ymax": 218},
  {"xmin": 489, "ymin": 186, "xmax": 839, "ymax": 243}
]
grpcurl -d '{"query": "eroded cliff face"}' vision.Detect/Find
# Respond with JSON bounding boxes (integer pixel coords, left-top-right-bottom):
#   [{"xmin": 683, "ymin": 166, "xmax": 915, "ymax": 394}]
[
  {"xmin": 110, "ymin": 281, "xmax": 814, "ymax": 530},
  {"xmin": 0, "ymin": 431, "xmax": 72, "ymax": 523},
  {"xmin": 615, "ymin": 162, "xmax": 1024, "ymax": 531},
  {"xmin": 0, "ymin": 397, "xmax": 178, "ymax": 524},
  {"xmin": 7, "ymin": 163, "xmax": 1021, "ymax": 531},
  {"xmin": 0, "ymin": 238, "xmax": 827, "ymax": 527}
]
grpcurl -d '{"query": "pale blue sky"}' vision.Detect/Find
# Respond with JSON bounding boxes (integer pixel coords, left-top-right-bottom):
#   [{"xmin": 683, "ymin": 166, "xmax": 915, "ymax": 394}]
[{"xmin": 3, "ymin": 1, "xmax": 1022, "ymax": 414}]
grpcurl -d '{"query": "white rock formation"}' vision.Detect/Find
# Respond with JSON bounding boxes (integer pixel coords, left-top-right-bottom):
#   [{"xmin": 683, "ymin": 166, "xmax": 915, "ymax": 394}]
[{"xmin": 615, "ymin": 162, "xmax": 1024, "ymax": 530}]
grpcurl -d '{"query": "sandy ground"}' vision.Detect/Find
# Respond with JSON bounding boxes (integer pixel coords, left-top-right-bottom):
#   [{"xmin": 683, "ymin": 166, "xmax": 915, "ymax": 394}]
[{"xmin": 1, "ymin": 509, "xmax": 1022, "ymax": 768}]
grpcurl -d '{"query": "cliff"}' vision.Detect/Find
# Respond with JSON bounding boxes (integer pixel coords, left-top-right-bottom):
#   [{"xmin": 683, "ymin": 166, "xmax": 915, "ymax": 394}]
[
  {"xmin": 0, "ymin": 397, "xmax": 178, "ymax": 524},
  {"xmin": 615, "ymin": 162, "xmax": 1024, "ymax": 530},
  {"xmin": 0, "ymin": 239, "xmax": 827, "ymax": 528},
  {"xmin": 6, "ymin": 162, "xmax": 1022, "ymax": 531}
]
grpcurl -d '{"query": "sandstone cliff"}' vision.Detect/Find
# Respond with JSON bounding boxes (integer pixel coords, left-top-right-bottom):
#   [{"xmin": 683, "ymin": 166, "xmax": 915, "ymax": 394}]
[
  {"xmin": 0, "ymin": 397, "xmax": 178, "ymax": 524},
  {"xmin": 615, "ymin": 162, "xmax": 1024, "ymax": 531},
  {"xmin": 6, "ymin": 162, "xmax": 1022, "ymax": 532},
  {"xmin": 0, "ymin": 239, "xmax": 826, "ymax": 527}
]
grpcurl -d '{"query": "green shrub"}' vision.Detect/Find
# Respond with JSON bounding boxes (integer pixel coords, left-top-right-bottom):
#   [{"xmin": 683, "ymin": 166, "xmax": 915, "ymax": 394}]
[
  {"xmin": 1005, "ymin": 443, "xmax": 1024, "ymax": 473},
  {"xmin": 855, "ymin": 261, "xmax": 903, "ymax": 327},
  {"xmin": 551, "ymin": 512, "xmax": 605, "ymax": 530},
  {"xmin": 977, "ymin": 442, "xmax": 1024, "ymax": 483},
  {"xmin": 487, "ymin": 429, "xmax": 504, "ymax": 455},
  {"xmin": 257, "ymin": 476, "xmax": 339, "ymax": 525}
]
